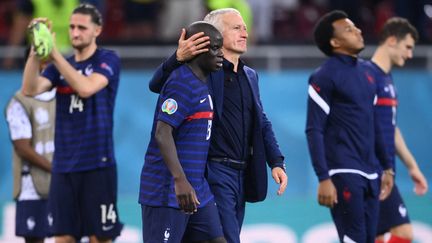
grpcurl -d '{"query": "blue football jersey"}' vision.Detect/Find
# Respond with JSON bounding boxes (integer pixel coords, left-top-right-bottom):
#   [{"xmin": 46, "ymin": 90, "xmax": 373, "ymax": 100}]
[
  {"xmin": 42, "ymin": 48, "xmax": 120, "ymax": 172},
  {"xmin": 365, "ymin": 60, "xmax": 397, "ymax": 169},
  {"xmin": 139, "ymin": 65, "xmax": 214, "ymax": 208}
]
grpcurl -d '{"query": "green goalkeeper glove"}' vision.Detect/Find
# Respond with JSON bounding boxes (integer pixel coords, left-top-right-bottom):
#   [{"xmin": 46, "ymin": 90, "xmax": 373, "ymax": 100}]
[{"xmin": 29, "ymin": 22, "xmax": 53, "ymax": 59}]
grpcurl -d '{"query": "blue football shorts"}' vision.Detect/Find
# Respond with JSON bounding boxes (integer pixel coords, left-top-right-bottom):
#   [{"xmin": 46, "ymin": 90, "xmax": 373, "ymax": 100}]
[
  {"xmin": 141, "ymin": 200, "xmax": 224, "ymax": 242},
  {"xmin": 15, "ymin": 199, "xmax": 49, "ymax": 238},
  {"xmin": 377, "ymin": 184, "xmax": 410, "ymax": 235},
  {"xmin": 47, "ymin": 166, "xmax": 123, "ymax": 240}
]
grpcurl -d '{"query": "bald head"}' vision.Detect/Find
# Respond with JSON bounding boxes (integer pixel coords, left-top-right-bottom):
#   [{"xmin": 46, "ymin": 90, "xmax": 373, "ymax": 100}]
[
  {"xmin": 185, "ymin": 21, "xmax": 221, "ymax": 40},
  {"xmin": 184, "ymin": 21, "xmax": 223, "ymax": 77}
]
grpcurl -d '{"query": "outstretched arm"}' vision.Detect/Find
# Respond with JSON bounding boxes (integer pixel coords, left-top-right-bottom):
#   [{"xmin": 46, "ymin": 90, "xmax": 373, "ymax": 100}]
[
  {"xmin": 149, "ymin": 29, "xmax": 209, "ymax": 93},
  {"xmin": 395, "ymin": 127, "xmax": 428, "ymax": 195}
]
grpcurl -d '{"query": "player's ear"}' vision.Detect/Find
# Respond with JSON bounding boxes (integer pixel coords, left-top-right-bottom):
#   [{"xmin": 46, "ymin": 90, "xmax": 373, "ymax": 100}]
[
  {"xmin": 94, "ymin": 25, "xmax": 102, "ymax": 37},
  {"xmin": 330, "ymin": 38, "xmax": 340, "ymax": 48},
  {"xmin": 387, "ymin": 36, "xmax": 398, "ymax": 47}
]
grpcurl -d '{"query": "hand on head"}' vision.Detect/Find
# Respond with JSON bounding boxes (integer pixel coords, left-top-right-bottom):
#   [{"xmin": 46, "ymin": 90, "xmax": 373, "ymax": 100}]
[{"xmin": 176, "ymin": 28, "xmax": 210, "ymax": 62}]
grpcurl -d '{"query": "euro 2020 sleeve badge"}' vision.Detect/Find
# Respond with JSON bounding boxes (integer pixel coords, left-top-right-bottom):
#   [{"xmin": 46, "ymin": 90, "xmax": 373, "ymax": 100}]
[{"xmin": 161, "ymin": 98, "xmax": 178, "ymax": 115}]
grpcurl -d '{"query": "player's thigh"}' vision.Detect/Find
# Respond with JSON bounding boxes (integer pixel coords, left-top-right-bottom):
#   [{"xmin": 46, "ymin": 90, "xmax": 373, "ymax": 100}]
[
  {"xmin": 47, "ymin": 172, "xmax": 80, "ymax": 238},
  {"xmin": 141, "ymin": 205, "xmax": 188, "ymax": 243},
  {"xmin": 330, "ymin": 174, "xmax": 375, "ymax": 242},
  {"xmin": 390, "ymin": 223, "xmax": 413, "ymax": 240},
  {"xmin": 206, "ymin": 162, "xmax": 244, "ymax": 243},
  {"xmin": 16, "ymin": 199, "xmax": 49, "ymax": 238},
  {"xmin": 183, "ymin": 200, "xmax": 224, "ymax": 242},
  {"xmin": 81, "ymin": 166, "xmax": 123, "ymax": 239},
  {"xmin": 377, "ymin": 184, "xmax": 411, "ymax": 235}
]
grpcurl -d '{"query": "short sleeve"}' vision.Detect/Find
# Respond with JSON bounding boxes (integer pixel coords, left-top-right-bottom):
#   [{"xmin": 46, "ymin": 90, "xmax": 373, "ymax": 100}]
[
  {"xmin": 41, "ymin": 63, "xmax": 60, "ymax": 86},
  {"xmin": 92, "ymin": 51, "xmax": 120, "ymax": 81},
  {"xmin": 156, "ymin": 77, "xmax": 193, "ymax": 129},
  {"xmin": 6, "ymin": 99, "xmax": 32, "ymax": 140}
]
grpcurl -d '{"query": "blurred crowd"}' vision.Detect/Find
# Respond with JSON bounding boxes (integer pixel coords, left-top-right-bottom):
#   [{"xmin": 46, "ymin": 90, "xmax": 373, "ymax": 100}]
[{"xmin": 1, "ymin": 0, "xmax": 432, "ymax": 68}]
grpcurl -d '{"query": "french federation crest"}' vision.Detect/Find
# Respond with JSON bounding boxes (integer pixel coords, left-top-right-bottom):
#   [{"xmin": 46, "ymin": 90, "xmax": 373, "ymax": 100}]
[{"xmin": 161, "ymin": 98, "xmax": 178, "ymax": 115}]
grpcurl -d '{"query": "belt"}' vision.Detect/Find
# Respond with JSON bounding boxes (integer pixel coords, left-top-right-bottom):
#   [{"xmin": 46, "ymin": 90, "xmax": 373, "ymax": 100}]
[{"xmin": 209, "ymin": 157, "xmax": 247, "ymax": 170}]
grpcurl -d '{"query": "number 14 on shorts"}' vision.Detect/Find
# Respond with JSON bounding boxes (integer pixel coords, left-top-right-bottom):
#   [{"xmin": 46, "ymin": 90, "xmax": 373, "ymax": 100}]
[{"xmin": 100, "ymin": 203, "xmax": 117, "ymax": 224}]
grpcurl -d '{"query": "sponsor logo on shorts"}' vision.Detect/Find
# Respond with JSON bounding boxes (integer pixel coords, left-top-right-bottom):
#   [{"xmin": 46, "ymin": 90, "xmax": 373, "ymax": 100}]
[
  {"xmin": 102, "ymin": 225, "xmax": 114, "ymax": 231},
  {"xmin": 163, "ymin": 228, "xmax": 170, "ymax": 242},
  {"xmin": 26, "ymin": 217, "xmax": 35, "ymax": 230},
  {"xmin": 47, "ymin": 213, "xmax": 53, "ymax": 226}
]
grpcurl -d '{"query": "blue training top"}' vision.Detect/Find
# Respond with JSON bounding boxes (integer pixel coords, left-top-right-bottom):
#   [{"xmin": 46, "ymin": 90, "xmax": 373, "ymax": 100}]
[
  {"xmin": 42, "ymin": 48, "xmax": 120, "ymax": 173},
  {"xmin": 365, "ymin": 60, "xmax": 397, "ymax": 170},
  {"xmin": 139, "ymin": 65, "xmax": 214, "ymax": 208},
  {"xmin": 306, "ymin": 54, "xmax": 392, "ymax": 182}
]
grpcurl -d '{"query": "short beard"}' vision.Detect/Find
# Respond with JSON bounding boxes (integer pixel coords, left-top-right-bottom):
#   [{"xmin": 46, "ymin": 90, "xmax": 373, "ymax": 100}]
[
  {"xmin": 71, "ymin": 40, "xmax": 90, "ymax": 52},
  {"xmin": 72, "ymin": 44, "xmax": 85, "ymax": 52}
]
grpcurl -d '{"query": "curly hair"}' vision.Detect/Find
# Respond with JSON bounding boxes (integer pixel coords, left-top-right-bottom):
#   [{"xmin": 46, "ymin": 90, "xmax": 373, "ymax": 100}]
[{"xmin": 313, "ymin": 10, "xmax": 348, "ymax": 56}]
